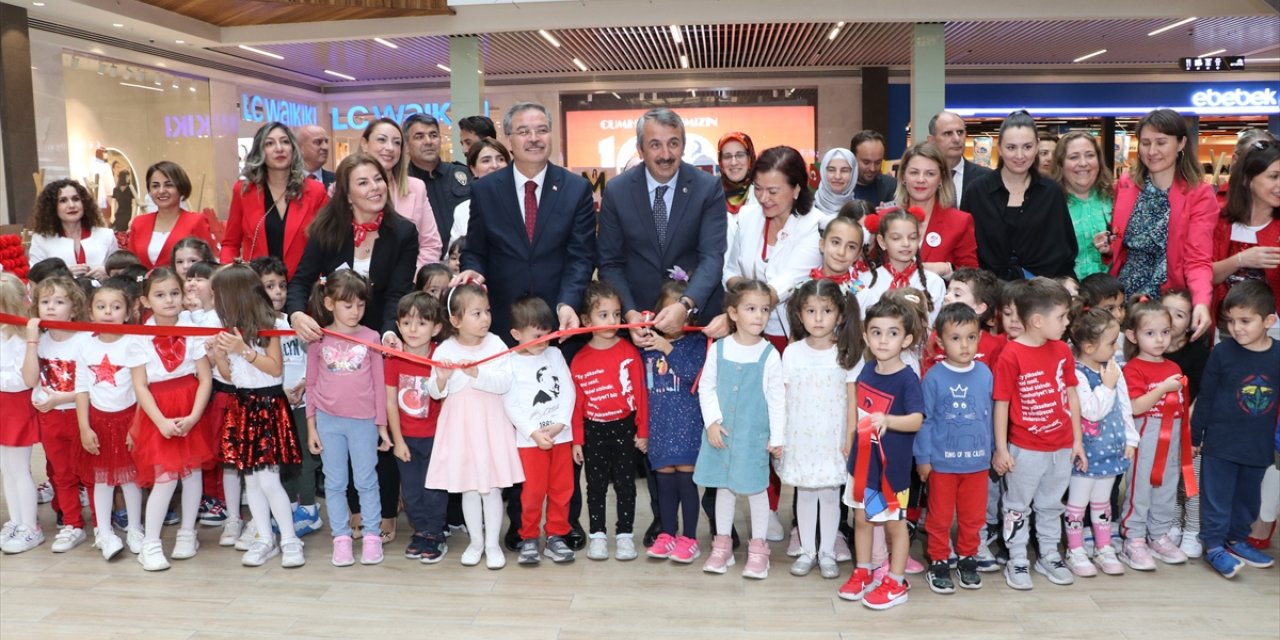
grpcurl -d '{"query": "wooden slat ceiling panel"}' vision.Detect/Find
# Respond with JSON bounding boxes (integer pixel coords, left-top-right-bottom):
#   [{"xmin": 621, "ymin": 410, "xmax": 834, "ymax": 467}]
[{"xmin": 137, "ymin": 0, "xmax": 446, "ymax": 26}]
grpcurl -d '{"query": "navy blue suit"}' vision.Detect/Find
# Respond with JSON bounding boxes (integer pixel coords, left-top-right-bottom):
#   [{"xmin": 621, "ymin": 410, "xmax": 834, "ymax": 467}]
[
  {"xmin": 597, "ymin": 162, "xmax": 727, "ymax": 321},
  {"xmin": 461, "ymin": 163, "xmax": 596, "ymax": 341}
]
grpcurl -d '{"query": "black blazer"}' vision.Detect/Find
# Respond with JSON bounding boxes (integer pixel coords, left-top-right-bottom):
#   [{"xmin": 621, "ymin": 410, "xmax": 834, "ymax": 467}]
[
  {"xmin": 963, "ymin": 171, "xmax": 1078, "ymax": 280},
  {"xmin": 597, "ymin": 162, "xmax": 727, "ymax": 320},
  {"xmin": 307, "ymin": 170, "xmax": 335, "ymax": 189},
  {"xmin": 958, "ymin": 160, "xmax": 993, "ymax": 208},
  {"xmin": 460, "ymin": 162, "xmax": 596, "ymax": 341},
  {"xmin": 285, "ymin": 213, "xmax": 419, "ymax": 334}
]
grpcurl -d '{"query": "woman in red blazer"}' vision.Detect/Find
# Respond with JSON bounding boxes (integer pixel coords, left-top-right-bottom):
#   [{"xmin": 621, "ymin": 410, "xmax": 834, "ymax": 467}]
[
  {"xmin": 219, "ymin": 122, "xmax": 329, "ymax": 276},
  {"xmin": 128, "ymin": 161, "xmax": 214, "ymax": 269},
  {"xmin": 1101, "ymin": 109, "xmax": 1217, "ymax": 339},
  {"xmin": 864, "ymin": 142, "xmax": 978, "ymax": 277}
]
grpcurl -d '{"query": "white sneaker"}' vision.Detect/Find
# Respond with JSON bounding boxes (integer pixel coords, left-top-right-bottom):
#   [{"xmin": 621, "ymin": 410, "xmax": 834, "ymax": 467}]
[
  {"xmin": 235, "ymin": 521, "xmax": 261, "ymax": 551},
  {"xmin": 281, "ymin": 538, "xmax": 305, "ymax": 568},
  {"xmin": 2, "ymin": 525, "xmax": 44, "ymax": 554},
  {"xmin": 1034, "ymin": 553, "xmax": 1075, "ymax": 585},
  {"xmin": 1, "ymin": 521, "xmax": 17, "ymax": 543},
  {"xmin": 219, "ymin": 519, "xmax": 244, "ymax": 547},
  {"xmin": 126, "ymin": 528, "xmax": 144, "ymax": 555},
  {"xmin": 241, "ymin": 540, "xmax": 280, "ymax": 567},
  {"xmin": 485, "ymin": 545, "xmax": 506, "ymax": 570},
  {"xmin": 460, "ymin": 544, "xmax": 483, "ymax": 566},
  {"xmin": 172, "ymin": 529, "xmax": 199, "ymax": 560},
  {"xmin": 95, "ymin": 530, "xmax": 124, "ymax": 561},
  {"xmin": 1180, "ymin": 533, "xmax": 1203, "ymax": 558},
  {"xmin": 51, "ymin": 526, "xmax": 86, "ymax": 553},
  {"xmin": 1168, "ymin": 526, "xmax": 1183, "ymax": 546},
  {"xmin": 615, "ymin": 535, "xmax": 637, "ymax": 561},
  {"xmin": 818, "ymin": 551, "xmax": 841, "ymax": 579},
  {"xmin": 137, "ymin": 539, "xmax": 170, "ymax": 571},
  {"xmin": 587, "ymin": 536, "xmax": 609, "ymax": 560},
  {"xmin": 1065, "ymin": 547, "xmax": 1097, "ymax": 577},
  {"xmin": 766, "ymin": 511, "xmax": 785, "ymax": 542},
  {"xmin": 36, "ymin": 482, "xmax": 54, "ymax": 504}
]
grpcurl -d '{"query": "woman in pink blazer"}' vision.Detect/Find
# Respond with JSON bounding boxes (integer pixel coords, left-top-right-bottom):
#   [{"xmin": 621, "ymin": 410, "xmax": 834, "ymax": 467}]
[{"xmin": 359, "ymin": 118, "xmax": 441, "ymax": 268}]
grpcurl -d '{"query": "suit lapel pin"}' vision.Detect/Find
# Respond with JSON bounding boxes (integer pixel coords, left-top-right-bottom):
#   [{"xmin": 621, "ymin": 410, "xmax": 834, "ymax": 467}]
[
  {"xmin": 682, "ymin": 187, "xmax": 688, "ymax": 193},
  {"xmin": 552, "ymin": 184, "xmax": 559, "ymax": 192}
]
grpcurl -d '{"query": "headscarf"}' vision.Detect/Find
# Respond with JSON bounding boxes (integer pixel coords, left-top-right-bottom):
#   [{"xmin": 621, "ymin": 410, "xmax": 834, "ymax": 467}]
[
  {"xmin": 813, "ymin": 147, "xmax": 859, "ymax": 214},
  {"xmin": 718, "ymin": 132, "xmax": 756, "ymax": 214}
]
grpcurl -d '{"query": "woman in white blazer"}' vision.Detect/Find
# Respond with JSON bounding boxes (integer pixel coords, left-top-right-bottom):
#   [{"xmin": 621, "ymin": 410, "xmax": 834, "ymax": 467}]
[{"xmin": 27, "ymin": 179, "xmax": 118, "ymax": 279}]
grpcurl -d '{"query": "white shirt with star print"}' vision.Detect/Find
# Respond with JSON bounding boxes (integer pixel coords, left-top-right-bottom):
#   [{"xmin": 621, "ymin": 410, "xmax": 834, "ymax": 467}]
[{"xmin": 76, "ymin": 335, "xmax": 148, "ymax": 412}]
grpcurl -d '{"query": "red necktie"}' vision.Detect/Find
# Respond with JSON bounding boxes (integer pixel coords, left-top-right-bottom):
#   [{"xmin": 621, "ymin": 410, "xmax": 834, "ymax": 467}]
[{"xmin": 524, "ymin": 180, "xmax": 538, "ymax": 243}]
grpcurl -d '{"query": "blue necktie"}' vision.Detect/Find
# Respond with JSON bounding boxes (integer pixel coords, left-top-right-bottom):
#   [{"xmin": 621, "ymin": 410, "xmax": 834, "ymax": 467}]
[{"xmin": 653, "ymin": 185, "xmax": 669, "ymax": 249}]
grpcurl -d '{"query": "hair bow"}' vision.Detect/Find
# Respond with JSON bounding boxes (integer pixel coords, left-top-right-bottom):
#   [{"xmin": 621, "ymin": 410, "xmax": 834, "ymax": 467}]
[{"xmin": 667, "ymin": 265, "xmax": 690, "ymax": 283}]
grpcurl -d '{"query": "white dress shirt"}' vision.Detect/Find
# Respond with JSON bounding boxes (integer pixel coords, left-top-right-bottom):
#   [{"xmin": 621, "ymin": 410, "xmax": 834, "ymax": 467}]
[
  {"xmin": 723, "ymin": 203, "xmax": 823, "ymax": 337},
  {"xmin": 513, "ymin": 165, "xmax": 548, "ymax": 223},
  {"xmin": 951, "ymin": 160, "xmax": 966, "ymax": 208}
]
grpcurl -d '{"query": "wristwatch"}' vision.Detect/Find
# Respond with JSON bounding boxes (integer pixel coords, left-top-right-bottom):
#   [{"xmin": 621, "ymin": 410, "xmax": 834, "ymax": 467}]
[{"xmin": 679, "ymin": 296, "xmax": 698, "ymax": 316}]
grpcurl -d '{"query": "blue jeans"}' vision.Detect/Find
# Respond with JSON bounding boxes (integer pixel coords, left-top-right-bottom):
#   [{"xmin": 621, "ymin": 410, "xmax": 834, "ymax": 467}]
[
  {"xmin": 315, "ymin": 411, "xmax": 381, "ymax": 537},
  {"xmin": 397, "ymin": 436, "xmax": 448, "ymax": 538},
  {"xmin": 1198, "ymin": 454, "xmax": 1266, "ymax": 551}
]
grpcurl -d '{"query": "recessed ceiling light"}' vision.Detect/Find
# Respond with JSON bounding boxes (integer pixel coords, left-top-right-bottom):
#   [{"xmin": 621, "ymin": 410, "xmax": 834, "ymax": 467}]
[
  {"xmin": 538, "ymin": 30, "xmax": 561, "ymax": 48},
  {"xmin": 436, "ymin": 63, "xmax": 452, "ymax": 72},
  {"xmin": 33, "ymin": 2, "xmax": 45, "ymax": 6},
  {"xmin": 572, "ymin": 57, "xmax": 588, "ymax": 71},
  {"xmin": 112, "ymin": 23, "xmax": 123, "ymax": 27},
  {"xmin": 324, "ymin": 69, "xmax": 355, "ymax": 81},
  {"xmin": 1148, "ymin": 17, "xmax": 1196, "ymax": 36},
  {"xmin": 119, "ymin": 82, "xmax": 162, "ymax": 92},
  {"xmin": 1198, "ymin": 48, "xmax": 1227, "ymax": 58},
  {"xmin": 1073, "ymin": 49, "xmax": 1107, "ymax": 62},
  {"xmin": 828, "ymin": 21, "xmax": 845, "ymax": 41},
  {"xmin": 374, "ymin": 37, "xmax": 398, "ymax": 49},
  {"xmin": 238, "ymin": 44, "xmax": 283, "ymax": 60},
  {"xmin": 680, "ymin": 54, "xmax": 689, "ymax": 69},
  {"xmin": 175, "ymin": 40, "xmax": 184, "ymax": 44},
  {"xmin": 670, "ymin": 25, "xmax": 683, "ymax": 45}
]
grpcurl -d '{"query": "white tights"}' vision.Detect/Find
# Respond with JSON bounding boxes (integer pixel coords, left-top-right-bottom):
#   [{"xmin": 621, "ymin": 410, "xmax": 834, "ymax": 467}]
[
  {"xmin": 715, "ymin": 489, "xmax": 769, "ymax": 540},
  {"xmin": 0, "ymin": 446, "xmax": 37, "ymax": 528},
  {"xmin": 796, "ymin": 487, "xmax": 840, "ymax": 555},
  {"xmin": 1261, "ymin": 466, "xmax": 1279, "ymax": 525},
  {"xmin": 94, "ymin": 482, "xmax": 142, "ymax": 534},
  {"xmin": 144, "ymin": 470, "xmax": 202, "ymax": 542},
  {"xmin": 245, "ymin": 468, "xmax": 297, "ymax": 544},
  {"xmin": 461, "ymin": 489, "xmax": 503, "ymax": 551},
  {"xmin": 223, "ymin": 467, "xmax": 243, "ymax": 522},
  {"xmin": 1067, "ymin": 475, "xmax": 1115, "ymax": 510}
]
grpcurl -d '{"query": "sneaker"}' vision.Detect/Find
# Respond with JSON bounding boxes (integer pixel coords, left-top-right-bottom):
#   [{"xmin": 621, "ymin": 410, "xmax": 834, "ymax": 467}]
[
  {"xmin": 790, "ymin": 551, "xmax": 817, "ymax": 577},
  {"xmin": 404, "ymin": 534, "xmax": 430, "ymax": 559},
  {"xmin": 126, "ymin": 528, "xmax": 144, "ymax": 555},
  {"xmin": 838, "ymin": 567, "xmax": 875, "ymax": 601},
  {"xmin": 292, "ymin": 504, "xmax": 322, "ymax": 537},
  {"xmin": 871, "ymin": 564, "xmax": 888, "ymax": 585},
  {"xmin": 235, "ymin": 521, "xmax": 261, "ymax": 551},
  {"xmin": 94, "ymin": 530, "xmax": 124, "ymax": 561},
  {"xmin": 460, "ymin": 544, "xmax": 483, "ymax": 566},
  {"xmin": 544, "ymin": 536, "xmax": 575, "ymax": 563},
  {"xmin": 219, "ymin": 519, "xmax": 244, "ymax": 547},
  {"xmin": 1180, "ymin": 533, "xmax": 1204, "ymax": 558},
  {"xmin": 1034, "ymin": 553, "xmax": 1074, "ymax": 585},
  {"xmin": 504, "ymin": 526, "xmax": 522, "ymax": 552},
  {"xmin": 360, "ymin": 534, "xmax": 384, "ymax": 565},
  {"xmin": 1168, "ymin": 526, "xmax": 1183, "ymax": 546},
  {"xmin": 111, "ymin": 509, "xmax": 128, "ymax": 532},
  {"xmin": 1094, "ymin": 546, "xmax": 1125, "ymax": 575},
  {"xmin": 565, "ymin": 523, "xmax": 586, "ymax": 551},
  {"xmin": 485, "ymin": 545, "xmax": 506, "ymax": 570},
  {"xmin": 785, "ymin": 527, "xmax": 802, "ymax": 557},
  {"xmin": 419, "ymin": 536, "xmax": 447, "ymax": 564},
  {"xmin": 927, "ymin": 560, "xmax": 955, "ymax": 594},
  {"xmin": 818, "ymin": 551, "xmax": 840, "ymax": 579},
  {"xmin": 1120, "ymin": 539, "xmax": 1157, "ymax": 571},
  {"xmin": 163, "ymin": 508, "xmax": 180, "ymax": 526},
  {"xmin": 615, "ymin": 535, "xmax": 637, "ymax": 561},
  {"xmin": 670, "ymin": 535, "xmax": 701, "ymax": 564},
  {"xmin": 832, "ymin": 533, "xmax": 853, "ymax": 563},
  {"xmin": 1149, "ymin": 534, "xmax": 1188, "ymax": 565},
  {"xmin": 956, "ymin": 556, "xmax": 982, "ymax": 589},
  {"xmin": 647, "ymin": 533, "xmax": 676, "ymax": 559},
  {"xmin": 974, "ymin": 542, "xmax": 1000, "ymax": 573},
  {"xmin": 587, "ymin": 536, "xmax": 609, "ymax": 561},
  {"xmin": 198, "ymin": 497, "xmax": 227, "ymax": 526},
  {"xmin": 332, "ymin": 535, "xmax": 355, "ymax": 567},
  {"xmin": 518, "ymin": 539, "xmax": 541, "ymax": 565},
  {"xmin": 51, "ymin": 526, "xmax": 86, "ymax": 553},
  {"xmin": 1227, "ymin": 540, "xmax": 1275, "ymax": 568},
  {"xmin": 0, "ymin": 521, "xmax": 15, "ymax": 543},
  {"xmin": 862, "ymin": 576, "xmax": 909, "ymax": 610},
  {"xmin": 1066, "ymin": 547, "xmax": 1097, "ymax": 578},
  {"xmin": 1206, "ymin": 546, "xmax": 1243, "ymax": 578},
  {"xmin": 766, "ymin": 511, "xmax": 785, "ymax": 542},
  {"xmin": 36, "ymin": 482, "xmax": 53, "ymax": 504},
  {"xmin": 742, "ymin": 539, "xmax": 770, "ymax": 579},
  {"xmin": 702, "ymin": 535, "xmax": 735, "ymax": 574},
  {"xmin": 137, "ymin": 539, "xmax": 170, "ymax": 571},
  {"xmin": 2, "ymin": 525, "xmax": 44, "ymax": 554},
  {"xmin": 642, "ymin": 520, "xmax": 661, "ymax": 548},
  {"xmin": 242, "ymin": 540, "xmax": 280, "ymax": 567},
  {"xmin": 172, "ymin": 529, "xmax": 199, "ymax": 559},
  {"xmin": 904, "ymin": 555, "xmax": 925, "ymax": 575},
  {"xmin": 447, "ymin": 523, "xmax": 468, "ymax": 538},
  {"xmin": 281, "ymin": 538, "xmax": 305, "ymax": 568},
  {"xmin": 1004, "ymin": 561, "xmax": 1033, "ymax": 590}
]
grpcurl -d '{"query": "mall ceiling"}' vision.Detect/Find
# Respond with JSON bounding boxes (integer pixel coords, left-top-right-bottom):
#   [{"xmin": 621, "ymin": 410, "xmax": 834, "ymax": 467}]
[{"xmin": 134, "ymin": 0, "xmax": 449, "ymax": 26}]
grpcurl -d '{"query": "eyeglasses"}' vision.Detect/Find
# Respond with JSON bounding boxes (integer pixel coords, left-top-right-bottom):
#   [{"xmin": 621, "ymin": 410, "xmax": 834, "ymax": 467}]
[
  {"xmin": 720, "ymin": 152, "xmax": 749, "ymax": 162},
  {"xmin": 512, "ymin": 126, "xmax": 550, "ymax": 138}
]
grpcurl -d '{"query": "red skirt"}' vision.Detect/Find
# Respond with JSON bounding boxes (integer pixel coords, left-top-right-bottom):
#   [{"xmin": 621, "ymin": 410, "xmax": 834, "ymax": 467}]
[
  {"xmin": 0, "ymin": 389, "xmax": 39, "ymax": 447},
  {"xmin": 130, "ymin": 376, "xmax": 213, "ymax": 487},
  {"xmin": 220, "ymin": 386, "xmax": 301, "ymax": 472},
  {"xmin": 80, "ymin": 405, "xmax": 140, "ymax": 486},
  {"xmin": 207, "ymin": 383, "xmax": 233, "ymax": 465}
]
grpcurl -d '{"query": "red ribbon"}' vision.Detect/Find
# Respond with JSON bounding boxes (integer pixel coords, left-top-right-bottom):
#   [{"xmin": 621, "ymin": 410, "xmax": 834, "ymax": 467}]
[
  {"xmin": 1150, "ymin": 376, "xmax": 1196, "ymax": 497},
  {"xmin": 850, "ymin": 415, "xmax": 901, "ymax": 517}
]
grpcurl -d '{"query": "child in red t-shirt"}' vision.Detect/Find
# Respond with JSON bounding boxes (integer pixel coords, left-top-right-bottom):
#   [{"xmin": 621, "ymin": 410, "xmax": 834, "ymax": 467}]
[
  {"xmin": 923, "ymin": 268, "xmax": 1005, "ymax": 374},
  {"xmin": 385, "ymin": 292, "xmax": 447, "ymax": 563},
  {"xmin": 570, "ymin": 282, "xmax": 649, "ymax": 562},
  {"xmin": 992, "ymin": 278, "xmax": 1086, "ymax": 590}
]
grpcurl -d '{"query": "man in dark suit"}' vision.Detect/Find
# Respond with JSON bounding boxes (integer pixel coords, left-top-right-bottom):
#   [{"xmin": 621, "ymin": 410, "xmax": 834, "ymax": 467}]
[
  {"xmin": 927, "ymin": 110, "xmax": 993, "ymax": 209},
  {"xmin": 455, "ymin": 101, "xmax": 596, "ymax": 342},
  {"xmin": 850, "ymin": 129, "xmax": 897, "ymax": 207},
  {"xmin": 598, "ymin": 107, "xmax": 728, "ymax": 334},
  {"xmin": 296, "ymin": 124, "xmax": 334, "ymax": 188}
]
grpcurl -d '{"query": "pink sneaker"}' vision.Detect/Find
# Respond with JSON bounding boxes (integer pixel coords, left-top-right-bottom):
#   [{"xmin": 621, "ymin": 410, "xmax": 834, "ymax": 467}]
[
  {"xmin": 702, "ymin": 535, "xmax": 734, "ymax": 574},
  {"xmin": 872, "ymin": 564, "xmax": 888, "ymax": 584},
  {"xmin": 331, "ymin": 535, "xmax": 354, "ymax": 567},
  {"xmin": 742, "ymin": 538, "xmax": 770, "ymax": 579},
  {"xmin": 647, "ymin": 533, "xmax": 676, "ymax": 559},
  {"xmin": 1121, "ymin": 538, "xmax": 1157, "ymax": 571},
  {"xmin": 670, "ymin": 536, "xmax": 701, "ymax": 563},
  {"xmin": 1148, "ymin": 534, "xmax": 1188, "ymax": 565},
  {"xmin": 833, "ymin": 533, "xmax": 853, "ymax": 562},
  {"xmin": 361, "ymin": 534, "xmax": 384, "ymax": 565},
  {"xmin": 905, "ymin": 555, "xmax": 925, "ymax": 574},
  {"xmin": 786, "ymin": 527, "xmax": 802, "ymax": 557},
  {"xmin": 1094, "ymin": 546, "xmax": 1125, "ymax": 575}
]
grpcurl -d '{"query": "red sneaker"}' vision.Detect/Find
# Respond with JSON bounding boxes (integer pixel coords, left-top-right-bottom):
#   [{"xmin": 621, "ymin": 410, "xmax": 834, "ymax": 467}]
[
  {"xmin": 838, "ymin": 567, "xmax": 874, "ymax": 601},
  {"xmin": 862, "ymin": 576, "xmax": 909, "ymax": 610}
]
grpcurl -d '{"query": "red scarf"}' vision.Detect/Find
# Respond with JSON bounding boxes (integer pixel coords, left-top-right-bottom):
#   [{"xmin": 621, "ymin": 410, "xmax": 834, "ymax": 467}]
[
  {"xmin": 810, "ymin": 267, "xmax": 853, "ymax": 285},
  {"xmin": 353, "ymin": 213, "xmax": 383, "ymax": 247},
  {"xmin": 885, "ymin": 260, "xmax": 917, "ymax": 289}
]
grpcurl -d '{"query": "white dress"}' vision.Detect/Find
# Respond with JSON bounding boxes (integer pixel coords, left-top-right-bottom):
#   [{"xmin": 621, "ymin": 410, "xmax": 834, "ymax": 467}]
[{"xmin": 776, "ymin": 340, "xmax": 849, "ymax": 488}]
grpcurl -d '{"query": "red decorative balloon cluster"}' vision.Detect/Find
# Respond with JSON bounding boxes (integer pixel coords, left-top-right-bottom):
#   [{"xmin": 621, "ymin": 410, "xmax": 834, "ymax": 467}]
[{"xmin": 0, "ymin": 235, "xmax": 29, "ymax": 281}]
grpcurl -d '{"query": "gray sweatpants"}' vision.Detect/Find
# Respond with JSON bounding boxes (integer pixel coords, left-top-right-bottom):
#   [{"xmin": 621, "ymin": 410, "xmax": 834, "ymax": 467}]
[
  {"xmin": 1002, "ymin": 445, "xmax": 1072, "ymax": 562},
  {"xmin": 1120, "ymin": 417, "xmax": 1181, "ymax": 540}
]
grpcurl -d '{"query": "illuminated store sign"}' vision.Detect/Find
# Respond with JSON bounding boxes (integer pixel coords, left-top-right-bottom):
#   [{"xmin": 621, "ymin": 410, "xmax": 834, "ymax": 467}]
[
  {"xmin": 241, "ymin": 94, "xmax": 319, "ymax": 127},
  {"xmin": 330, "ymin": 101, "xmax": 490, "ymax": 131},
  {"xmin": 1190, "ymin": 88, "xmax": 1277, "ymax": 108}
]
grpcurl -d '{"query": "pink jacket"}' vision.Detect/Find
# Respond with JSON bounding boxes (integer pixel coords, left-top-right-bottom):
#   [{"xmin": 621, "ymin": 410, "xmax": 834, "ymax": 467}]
[{"xmin": 1106, "ymin": 174, "xmax": 1217, "ymax": 307}]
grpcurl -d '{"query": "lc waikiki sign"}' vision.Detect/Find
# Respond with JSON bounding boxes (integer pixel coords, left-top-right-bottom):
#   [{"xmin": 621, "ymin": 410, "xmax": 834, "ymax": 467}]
[
  {"xmin": 241, "ymin": 94, "xmax": 319, "ymax": 127},
  {"xmin": 330, "ymin": 101, "xmax": 491, "ymax": 131}
]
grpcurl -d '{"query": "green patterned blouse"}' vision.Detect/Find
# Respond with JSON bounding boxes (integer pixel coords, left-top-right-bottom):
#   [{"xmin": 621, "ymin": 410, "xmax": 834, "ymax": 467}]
[{"xmin": 1066, "ymin": 189, "xmax": 1113, "ymax": 279}]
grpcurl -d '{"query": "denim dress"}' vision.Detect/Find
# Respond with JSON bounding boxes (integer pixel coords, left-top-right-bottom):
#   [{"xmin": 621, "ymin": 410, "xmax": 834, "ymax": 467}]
[
  {"xmin": 693, "ymin": 340, "xmax": 773, "ymax": 494},
  {"xmin": 1075, "ymin": 364, "xmax": 1131, "ymax": 479}
]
